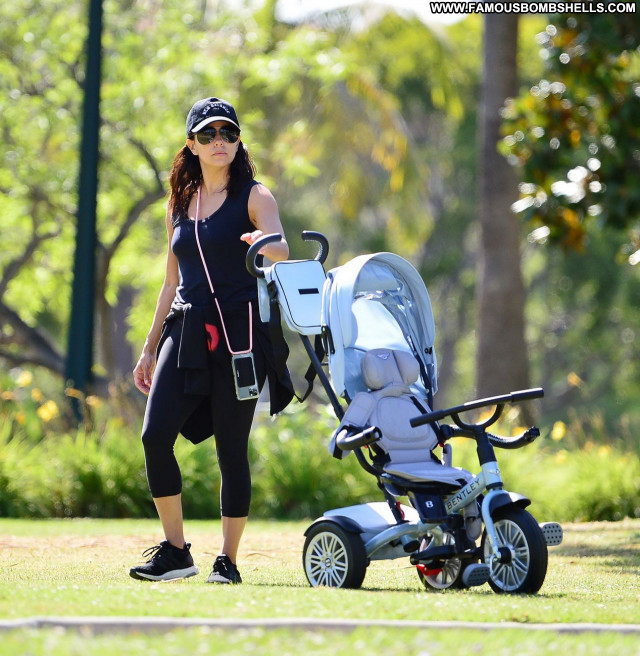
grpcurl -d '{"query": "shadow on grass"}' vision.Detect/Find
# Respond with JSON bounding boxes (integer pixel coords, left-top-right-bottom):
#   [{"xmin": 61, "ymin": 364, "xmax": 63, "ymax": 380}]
[
  {"xmin": 247, "ymin": 581, "xmax": 441, "ymax": 593},
  {"xmin": 247, "ymin": 581, "xmax": 569, "ymax": 599},
  {"xmin": 553, "ymin": 540, "xmax": 640, "ymax": 575}
]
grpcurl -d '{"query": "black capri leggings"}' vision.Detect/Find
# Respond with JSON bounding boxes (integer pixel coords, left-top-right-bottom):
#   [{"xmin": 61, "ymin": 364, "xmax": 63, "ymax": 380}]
[{"xmin": 141, "ymin": 319, "xmax": 266, "ymax": 517}]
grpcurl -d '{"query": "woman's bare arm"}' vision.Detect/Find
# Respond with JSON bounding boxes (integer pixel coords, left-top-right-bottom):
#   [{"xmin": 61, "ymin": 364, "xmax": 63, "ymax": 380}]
[
  {"xmin": 241, "ymin": 184, "xmax": 289, "ymax": 262},
  {"xmin": 133, "ymin": 210, "xmax": 179, "ymax": 394}
]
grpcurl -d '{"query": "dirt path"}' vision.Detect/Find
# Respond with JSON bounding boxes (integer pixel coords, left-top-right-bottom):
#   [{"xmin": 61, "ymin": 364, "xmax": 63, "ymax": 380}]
[{"xmin": 1, "ymin": 617, "xmax": 640, "ymax": 635}]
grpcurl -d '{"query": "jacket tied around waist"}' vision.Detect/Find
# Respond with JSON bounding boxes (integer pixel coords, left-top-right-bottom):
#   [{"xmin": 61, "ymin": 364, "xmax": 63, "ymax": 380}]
[{"xmin": 155, "ymin": 299, "xmax": 295, "ymax": 444}]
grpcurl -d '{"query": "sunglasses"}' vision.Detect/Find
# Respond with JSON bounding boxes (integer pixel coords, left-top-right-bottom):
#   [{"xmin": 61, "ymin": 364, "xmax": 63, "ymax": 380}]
[{"xmin": 194, "ymin": 126, "xmax": 240, "ymax": 144}]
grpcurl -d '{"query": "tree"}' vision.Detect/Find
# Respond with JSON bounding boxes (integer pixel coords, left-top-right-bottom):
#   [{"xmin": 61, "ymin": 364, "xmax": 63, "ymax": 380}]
[
  {"xmin": 344, "ymin": 12, "xmax": 481, "ymax": 404},
  {"xmin": 313, "ymin": 7, "xmax": 535, "ymax": 402},
  {"xmin": 501, "ymin": 14, "xmax": 640, "ymax": 253},
  {"xmin": 0, "ymin": 0, "xmax": 418, "ymax": 396},
  {"xmin": 476, "ymin": 15, "xmax": 530, "ymax": 399}
]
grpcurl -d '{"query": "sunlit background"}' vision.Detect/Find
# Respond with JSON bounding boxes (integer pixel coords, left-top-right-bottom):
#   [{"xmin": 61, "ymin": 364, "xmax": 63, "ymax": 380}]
[{"xmin": 0, "ymin": 0, "xmax": 638, "ymax": 521}]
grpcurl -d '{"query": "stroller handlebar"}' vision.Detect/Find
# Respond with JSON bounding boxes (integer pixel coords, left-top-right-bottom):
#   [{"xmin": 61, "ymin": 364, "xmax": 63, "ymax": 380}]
[
  {"xmin": 246, "ymin": 231, "xmax": 330, "ymax": 279},
  {"xmin": 409, "ymin": 387, "xmax": 544, "ymax": 428},
  {"xmin": 301, "ymin": 231, "xmax": 329, "ymax": 264},
  {"xmin": 245, "ymin": 233, "xmax": 284, "ymax": 278}
]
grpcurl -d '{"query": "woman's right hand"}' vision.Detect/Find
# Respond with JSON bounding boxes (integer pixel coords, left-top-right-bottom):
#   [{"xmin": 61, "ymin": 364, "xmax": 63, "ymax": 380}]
[{"xmin": 133, "ymin": 352, "xmax": 156, "ymax": 395}]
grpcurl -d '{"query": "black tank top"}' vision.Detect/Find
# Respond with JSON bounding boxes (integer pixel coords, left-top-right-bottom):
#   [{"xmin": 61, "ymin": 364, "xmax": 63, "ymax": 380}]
[{"xmin": 171, "ymin": 180, "xmax": 261, "ymax": 306}]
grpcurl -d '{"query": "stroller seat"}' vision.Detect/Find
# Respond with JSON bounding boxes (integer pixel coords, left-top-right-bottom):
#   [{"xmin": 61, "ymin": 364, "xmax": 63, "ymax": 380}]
[{"xmin": 331, "ymin": 348, "xmax": 473, "ymax": 488}]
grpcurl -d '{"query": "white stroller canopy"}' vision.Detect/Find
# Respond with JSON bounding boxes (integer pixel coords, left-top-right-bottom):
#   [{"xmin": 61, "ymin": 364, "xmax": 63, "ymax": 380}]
[{"xmin": 322, "ymin": 253, "xmax": 437, "ymax": 401}]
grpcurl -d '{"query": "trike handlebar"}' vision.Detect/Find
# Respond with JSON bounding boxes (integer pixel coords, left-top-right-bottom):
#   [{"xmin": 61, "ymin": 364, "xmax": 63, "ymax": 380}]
[
  {"xmin": 409, "ymin": 387, "xmax": 544, "ymax": 428},
  {"xmin": 487, "ymin": 427, "xmax": 540, "ymax": 449},
  {"xmin": 438, "ymin": 424, "xmax": 540, "ymax": 448},
  {"xmin": 335, "ymin": 425, "xmax": 382, "ymax": 452}
]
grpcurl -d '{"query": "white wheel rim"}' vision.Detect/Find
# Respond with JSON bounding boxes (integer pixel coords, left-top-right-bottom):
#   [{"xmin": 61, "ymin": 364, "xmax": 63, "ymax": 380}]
[
  {"xmin": 485, "ymin": 518, "xmax": 531, "ymax": 591},
  {"xmin": 305, "ymin": 532, "xmax": 349, "ymax": 587},
  {"xmin": 420, "ymin": 534, "xmax": 461, "ymax": 590},
  {"xmin": 425, "ymin": 558, "xmax": 462, "ymax": 589}
]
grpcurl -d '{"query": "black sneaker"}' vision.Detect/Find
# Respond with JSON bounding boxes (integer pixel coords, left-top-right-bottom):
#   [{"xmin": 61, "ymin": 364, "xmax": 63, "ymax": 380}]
[
  {"xmin": 129, "ymin": 540, "xmax": 199, "ymax": 581},
  {"xmin": 206, "ymin": 554, "xmax": 242, "ymax": 584}
]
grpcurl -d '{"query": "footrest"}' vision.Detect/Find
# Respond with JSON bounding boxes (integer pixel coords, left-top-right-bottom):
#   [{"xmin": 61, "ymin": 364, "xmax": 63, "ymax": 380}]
[
  {"xmin": 462, "ymin": 563, "xmax": 490, "ymax": 588},
  {"xmin": 540, "ymin": 522, "xmax": 563, "ymax": 546},
  {"xmin": 409, "ymin": 544, "xmax": 456, "ymax": 566}
]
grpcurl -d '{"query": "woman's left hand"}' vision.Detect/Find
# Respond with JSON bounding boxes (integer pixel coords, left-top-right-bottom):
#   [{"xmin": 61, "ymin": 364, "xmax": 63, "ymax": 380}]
[{"xmin": 240, "ymin": 230, "xmax": 265, "ymax": 251}]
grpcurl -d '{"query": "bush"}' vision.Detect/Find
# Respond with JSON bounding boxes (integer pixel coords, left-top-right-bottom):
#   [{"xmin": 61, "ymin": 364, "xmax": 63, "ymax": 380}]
[
  {"xmin": 249, "ymin": 404, "xmax": 378, "ymax": 519},
  {"xmin": 0, "ymin": 401, "xmax": 639, "ymax": 522},
  {"xmin": 447, "ymin": 435, "xmax": 640, "ymax": 523},
  {"xmin": 0, "ymin": 404, "xmax": 378, "ymax": 520},
  {"xmin": 0, "ymin": 427, "xmax": 153, "ymax": 518}
]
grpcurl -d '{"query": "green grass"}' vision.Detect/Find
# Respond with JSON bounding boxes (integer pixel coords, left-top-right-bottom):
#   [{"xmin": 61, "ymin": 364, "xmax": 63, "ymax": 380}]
[
  {"xmin": 1, "ymin": 518, "xmax": 639, "ymax": 621},
  {"xmin": 1, "ymin": 518, "xmax": 639, "ymax": 655},
  {"xmin": 1, "ymin": 626, "xmax": 639, "ymax": 656}
]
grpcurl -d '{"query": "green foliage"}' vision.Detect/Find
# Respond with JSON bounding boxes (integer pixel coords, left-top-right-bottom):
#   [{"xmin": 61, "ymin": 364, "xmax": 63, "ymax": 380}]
[
  {"xmin": 0, "ymin": 427, "xmax": 151, "ymax": 518},
  {"xmin": 250, "ymin": 404, "xmax": 377, "ymax": 518},
  {"xmin": 521, "ymin": 222, "xmax": 640, "ymax": 443},
  {"xmin": 0, "ymin": 404, "xmax": 376, "ymax": 520},
  {"xmin": 449, "ymin": 406, "xmax": 640, "ymax": 524},
  {"xmin": 0, "ymin": 399, "xmax": 638, "ymax": 522},
  {"xmin": 502, "ymin": 15, "xmax": 640, "ymax": 250}
]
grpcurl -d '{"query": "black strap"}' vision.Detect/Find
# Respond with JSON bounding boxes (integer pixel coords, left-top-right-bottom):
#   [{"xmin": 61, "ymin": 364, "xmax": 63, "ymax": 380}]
[
  {"xmin": 267, "ymin": 281, "xmax": 324, "ymax": 404},
  {"xmin": 414, "ymin": 355, "xmax": 434, "ymax": 408},
  {"xmin": 410, "ymin": 395, "xmax": 445, "ymax": 455},
  {"xmin": 267, "ymin": 281, "xmax": 292, "ymax": 383},
  {"xmin": 410, "ymin": 395, "xmax": 429, "ymax": 415},
  {"xmin": 298, "ymin": 334, "xmax": 325, "ymax": 403}
]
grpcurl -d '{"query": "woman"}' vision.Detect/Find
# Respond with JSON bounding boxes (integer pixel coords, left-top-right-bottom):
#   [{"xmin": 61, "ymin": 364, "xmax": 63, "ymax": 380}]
[{"xmin": 130, "ymin": 97, "xmax": 293, "ymax": 584}]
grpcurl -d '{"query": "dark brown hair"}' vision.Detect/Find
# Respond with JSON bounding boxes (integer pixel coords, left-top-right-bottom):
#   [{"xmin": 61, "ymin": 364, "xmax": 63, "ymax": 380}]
[{"xmin": 168, "ymin": 140, "xmax": 257, "ymax": 224}]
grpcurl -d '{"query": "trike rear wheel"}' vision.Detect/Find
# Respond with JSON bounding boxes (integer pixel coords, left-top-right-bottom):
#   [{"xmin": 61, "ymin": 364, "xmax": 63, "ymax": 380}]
[
  {"xmin": 303, "ymin": 522, "xmax": 367, "ymax": 589},
  {"xmin": 417, "ymin": 532, "xmax": 467, "ymax": 591}
]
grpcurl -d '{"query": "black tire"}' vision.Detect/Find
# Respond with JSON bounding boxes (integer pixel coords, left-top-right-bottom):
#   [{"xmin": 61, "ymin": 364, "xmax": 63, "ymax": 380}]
[
  {"xmin": 481, "ymin": 506, "xmax": 548, "ymax": 594},
  {"xmin": 303, "ymin": 522, "xmax": 367, "ymax": 589},
  {"xmin": 417, "ymin": 532, "xmax": 468, "ymax": 591}
]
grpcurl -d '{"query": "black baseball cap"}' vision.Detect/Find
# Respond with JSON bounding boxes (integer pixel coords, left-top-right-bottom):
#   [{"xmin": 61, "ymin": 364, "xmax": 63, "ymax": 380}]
[{"xmin": 186, "ymin": 97, "xmax": 240, "ymax": 136}]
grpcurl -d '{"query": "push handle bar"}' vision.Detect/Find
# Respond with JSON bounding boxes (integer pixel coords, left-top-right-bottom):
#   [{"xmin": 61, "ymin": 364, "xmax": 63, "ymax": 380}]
[
  {"xmin": 245, "ymin": 231, "xmax": 330, "ymax": 279},
  {"xmin": 301, "ymin": 231, "xmax": 329, "ymax": 264},
  {"xmin": 335, "ymin": 425, "xmax": 382, "ymax": 451},
  {"xmin": 410, "ymin": 387, "xmax": 544, "ymax": 428},
  {"xmin": 245, "ymin": 233, "xmax": 284, "ymax": 279}
]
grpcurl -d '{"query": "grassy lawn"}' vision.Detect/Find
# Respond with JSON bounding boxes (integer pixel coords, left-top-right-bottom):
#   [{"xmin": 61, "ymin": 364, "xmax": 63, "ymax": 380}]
[
  {"xmin": 1, "ymin": 517, "xmax": 639, "ymax": 654},
  {"xmin": 2, "ymin": 626, "xmax": 640, "ymax": 656}
]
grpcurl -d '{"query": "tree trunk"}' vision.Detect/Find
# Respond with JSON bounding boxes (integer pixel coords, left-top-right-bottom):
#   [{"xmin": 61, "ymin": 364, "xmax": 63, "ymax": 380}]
[
  {"xmin": 96, "ymin": 284, "xmax": 135, "ymax": 380},
  {"xmin": 476, "ymin": 15, "xmax": 530, "ymax": 398}
]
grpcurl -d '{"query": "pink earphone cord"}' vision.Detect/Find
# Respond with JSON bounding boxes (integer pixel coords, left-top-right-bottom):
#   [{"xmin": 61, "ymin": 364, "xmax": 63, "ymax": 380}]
[{"xmin": 194, "ymin": 185, "xmax": 253, "ymax": 355}]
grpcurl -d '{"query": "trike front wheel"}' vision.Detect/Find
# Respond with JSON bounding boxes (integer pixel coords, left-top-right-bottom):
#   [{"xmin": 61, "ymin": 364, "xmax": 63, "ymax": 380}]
[{"xmin": 482, "ymin": 506, "xmax": 548, "ymax": 594}]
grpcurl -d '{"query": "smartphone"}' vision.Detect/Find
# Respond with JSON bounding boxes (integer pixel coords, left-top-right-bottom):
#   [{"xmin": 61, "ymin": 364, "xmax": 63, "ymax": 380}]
[{"xmin": 231, "ymin": 353, "xmax": 259, "ymax": 401}]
